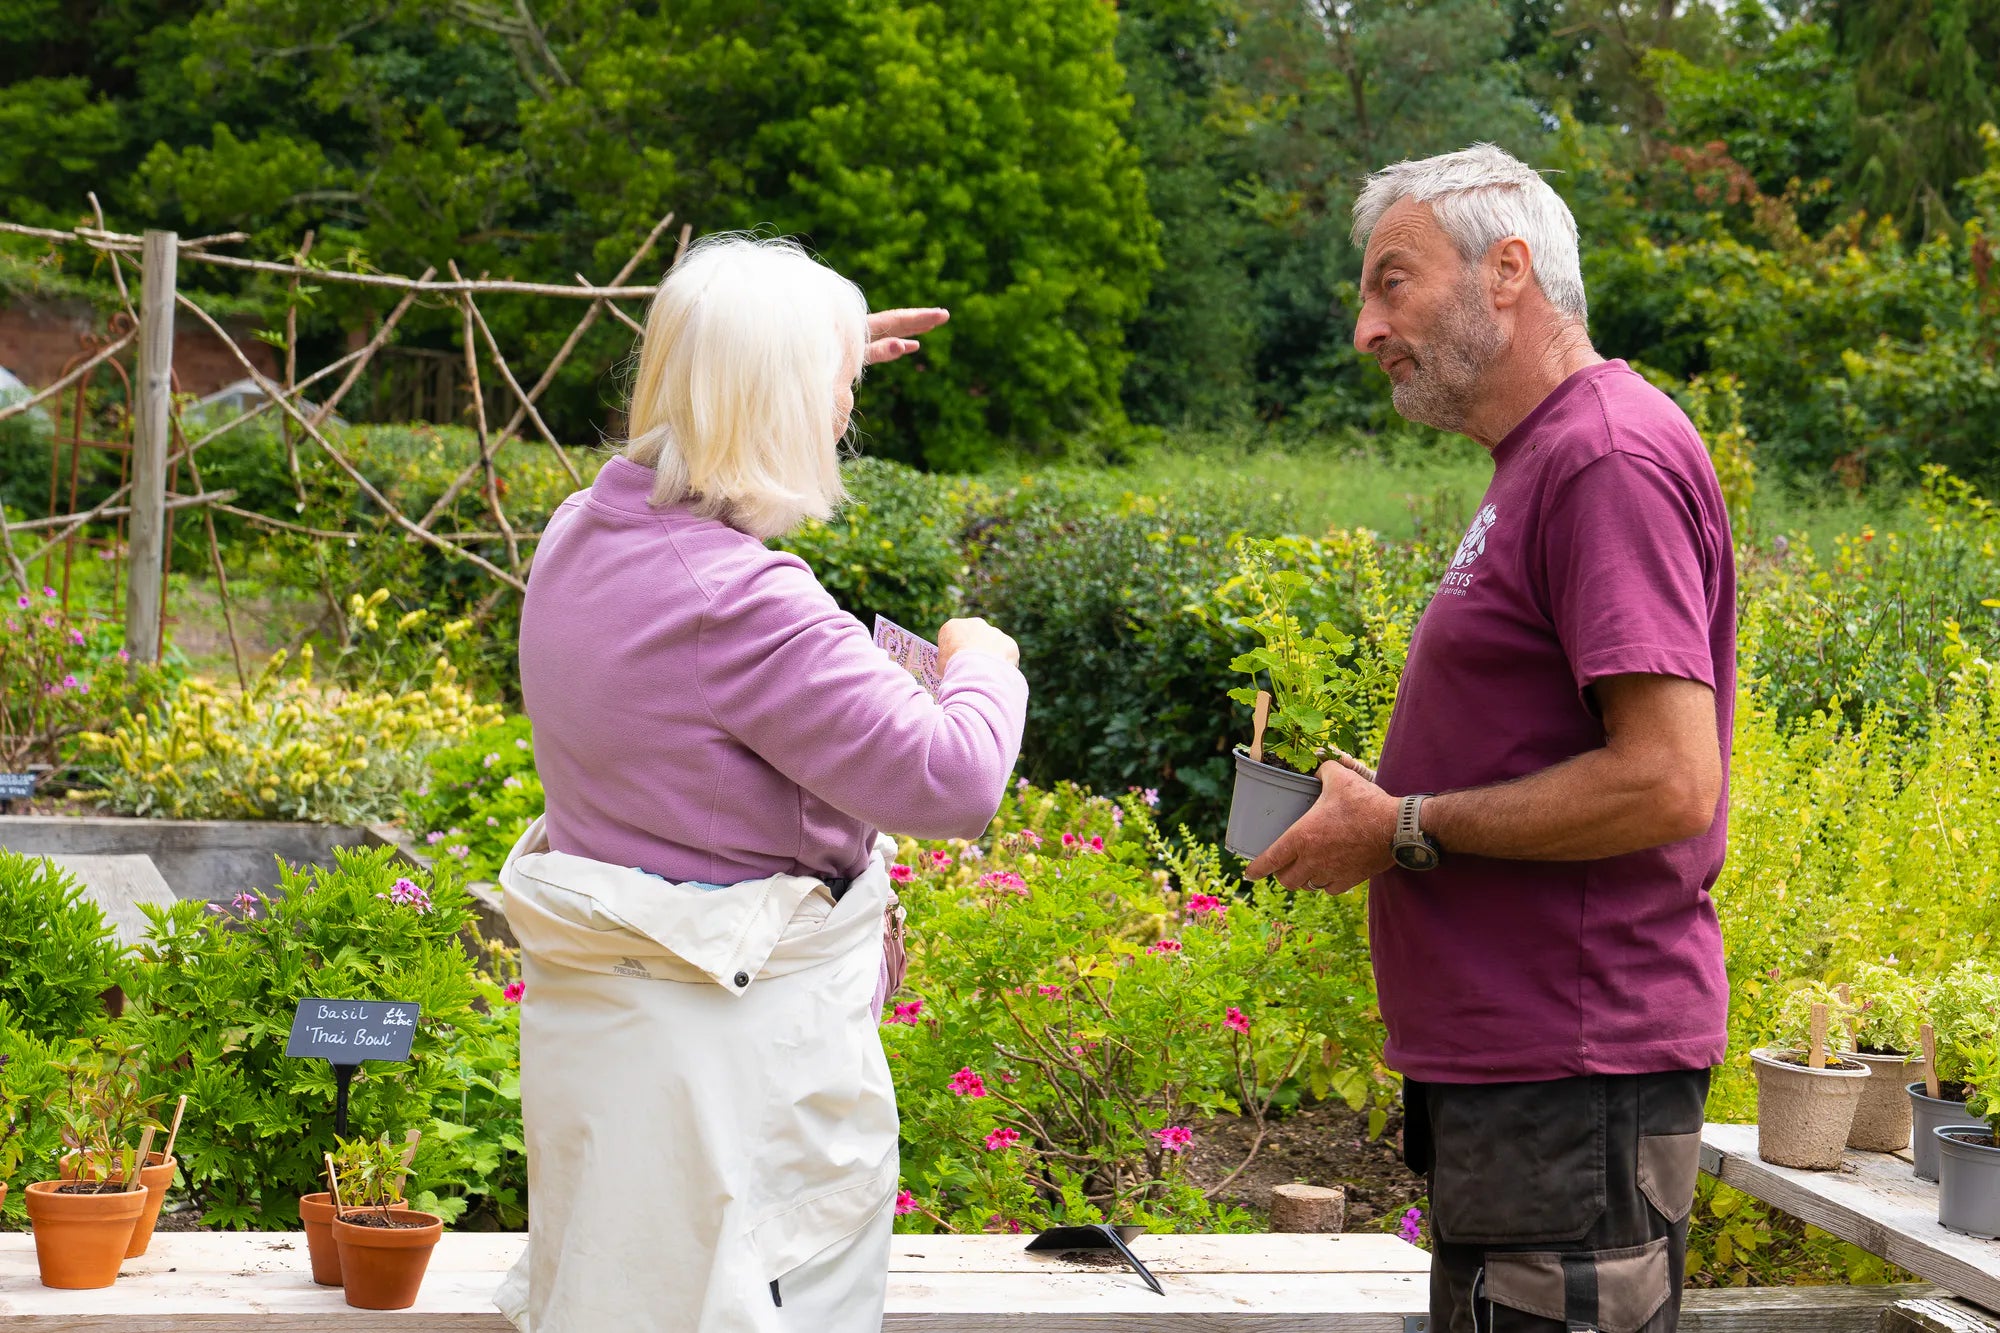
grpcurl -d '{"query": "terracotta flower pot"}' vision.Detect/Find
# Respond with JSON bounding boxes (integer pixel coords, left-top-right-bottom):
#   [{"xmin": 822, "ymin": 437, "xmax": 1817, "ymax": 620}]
[
  {"xmin": 332, "ymin": 1208, "xmax": 443, "ymax": 1310},
  {"xmin": 60, "ymin": 1151, "xmax": 177, "ymax": 1258},
  {"xmin": 1847, "ymin": 1051, "xmax": 1925, "ymax": 1152},
  {"xmin": 1753, "ymin": 1045, "xmax": 1871, "ymax": 1170},
  {"xmin": 23, "ymin": 1179, "xmax": 149, "ymax": 1289},
  {"xmin": 298, "ymin": 1193, "xmax": 343, "ymax": 1286}
]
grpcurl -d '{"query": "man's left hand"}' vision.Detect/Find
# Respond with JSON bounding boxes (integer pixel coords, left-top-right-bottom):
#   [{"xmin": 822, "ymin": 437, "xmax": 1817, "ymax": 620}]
[
  {"xmin": 867, "ymin": 308, "xmax": 950, "ymax": 365},
  {"xmin": 1244, "ymin": 758, "xmax": 1400, "ymax": 892}
]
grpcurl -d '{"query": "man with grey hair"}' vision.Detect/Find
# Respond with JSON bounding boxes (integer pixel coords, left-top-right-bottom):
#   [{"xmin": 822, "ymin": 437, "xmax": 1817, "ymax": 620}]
[{"xmin": 1246, "ymin": 143, "xmax": 1735, "ymax": 1332}]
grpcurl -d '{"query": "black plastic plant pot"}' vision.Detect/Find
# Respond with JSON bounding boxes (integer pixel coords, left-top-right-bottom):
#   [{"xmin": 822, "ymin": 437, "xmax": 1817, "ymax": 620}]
[
  {"xmin": 1224, "ymin": 746, "xmax": 1320, "ymax": 861},
  {"xmin": 1910, "ymin": 1082, "xmax": 1972, "ymax": 1183},
  {"xmin": 1936, "ymin": 1126, "xmax": 2000, "ymax": 1238}
]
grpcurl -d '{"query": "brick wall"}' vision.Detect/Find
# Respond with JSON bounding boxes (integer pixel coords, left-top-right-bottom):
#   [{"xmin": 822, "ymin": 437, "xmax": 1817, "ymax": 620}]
[{"xmin": 0, "ymin": 298, "xmax": 277, "ymax": 398}]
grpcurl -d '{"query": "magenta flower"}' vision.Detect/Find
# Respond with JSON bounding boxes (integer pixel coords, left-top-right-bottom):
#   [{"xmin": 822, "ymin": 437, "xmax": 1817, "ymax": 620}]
[
  {"xmin": 502, "ymin": 980, "xmax": 526, "ymax": 1003},
  {"xmin": 948, "ymin": 1067, "xmax": 988, "ymax": 1098},
  {"xmin": 888, "ymin": 1000, "xmax": 924, "ymax": 1025},
  {"xmin": 1148, "ymin": 939, "xmax": 1183, "ymax": 955},
  {"xmin": 1036, "ymin": 983, "xmax": 1064, "ymax": 997},
  {"xmin": 231, "ymin": 892, "xmax": 259, "ymax": 917},
  {"xmin": 42, "ymin": 586, "xmax": 56, "ymax": 599},
  {"xmin": 382, "ymin": 877, "xmax": 433, "ymax": 912},
  {"xmin": 930, "ymin": 849, "xmax": 953, "ymax": 870},
  {"xmin": 61, "ymin": 674, "xmax": 78, "ymax": 690},
  {"xmin": 68, "ymin": 629, "xmax": 85, "ymax": 646},
  {"xmin": 988, "ymin": 1214, "xmax": 1024, "ymax": 1234},
  {"xmin": 978, "ymin": 870, "xmax": 1029, "ymax": 896},
  {"xmin": 895, "ymin": 1189, "xmax": 918, "ymax": 1216},
  {"xmin": 1154, "ymin": 1125, "xmax": 1194, "ymax": 1153},
  {"xmin": 1061, "ymin": 832, "xmax": 1081, "ymax": 849},
  {"xmin": 1085, "ymin": 835, "xmax": 1105, "ymax": 853},
  {"xmin": 13, "ymin": 595, "xmax": 27, "ymax": 610},
  {"xmin": 984, "ymin": 1128, "xmax": 1021, "ymax": 1152},
  {"xmin": 1225, "ymin": 1006, "xmax": 1251, "ymax": 1035},
  {"xmin": 115, "ymin": 648, "xmax": 129, "ymax": 663},
  {"xmin": 1186, "ymin": 894, "xmax": 1225, "ymax": 919},
  {"xmin": 889, "ymin": 863, "xmax": 914, "ymax": 884},
  {"xmin": 1398, "ymin": 1207, "xmax": 1424, "ymax": 1245}
]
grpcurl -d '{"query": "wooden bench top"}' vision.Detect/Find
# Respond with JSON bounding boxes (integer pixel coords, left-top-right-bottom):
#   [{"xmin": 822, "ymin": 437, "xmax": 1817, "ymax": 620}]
[
  {"xmin": 1702, "ymin": 1121, "xmax": 2000, "ymax": 1315},
  {"xmin": 0, "ymin": 1231, "xmax": 1432, "ymax": 1330}
]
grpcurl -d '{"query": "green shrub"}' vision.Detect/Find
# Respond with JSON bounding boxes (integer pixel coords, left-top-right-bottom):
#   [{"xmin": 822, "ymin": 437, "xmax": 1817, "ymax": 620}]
[
  {"xmin": 120, "ymin": 847, "xmax": 510, "ymax": 1227},
  {"xmin": 0, "ymin": 591, "xmax": 174, "ymax": 774},
  {"xmin": 400, "ymin": 715, "xmax": 543, "ymax": 882},
  {"xmin": 0, "ymin": 850, "xmax": 125, "ymax": 1040},
  {"xmin": 0, "ymin": 1005, "xmax": 69, "ymax": 1218},
  {"xmin": 773, "ymin": 457, "xmax": 968, "ymax": 633}
]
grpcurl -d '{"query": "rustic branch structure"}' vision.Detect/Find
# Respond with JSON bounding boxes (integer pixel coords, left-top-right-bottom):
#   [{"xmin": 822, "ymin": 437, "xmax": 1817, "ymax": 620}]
[{"xmin": 0, "ymin": 210, "xmax": 677, "ymax": 643}]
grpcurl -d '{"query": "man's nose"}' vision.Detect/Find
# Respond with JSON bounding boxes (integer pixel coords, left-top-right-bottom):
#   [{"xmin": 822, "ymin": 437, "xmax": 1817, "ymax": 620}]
[{"xmin": 1353, "ymin": 301, "xmax": 1388, "ymax": 356}]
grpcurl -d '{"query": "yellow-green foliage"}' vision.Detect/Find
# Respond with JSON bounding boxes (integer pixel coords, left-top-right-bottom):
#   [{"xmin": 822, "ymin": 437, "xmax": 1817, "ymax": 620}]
[{"xmin": 82, "ymin": 592, "xmax": 499, "ymax": 824}]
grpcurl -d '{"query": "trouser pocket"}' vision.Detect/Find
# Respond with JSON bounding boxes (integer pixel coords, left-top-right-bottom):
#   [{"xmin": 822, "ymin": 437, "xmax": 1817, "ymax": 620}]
[
  {"xmin": 1480, "ymin": 1236, "xmax": 1673, "ymax": 1333},
  {"xmin": 1429, "ymin": 1077, "xmax": 1607, "ymax": 1246},
  {"xmin": 1636, "ymin": 1069, "xmax": 1708, "ymax": 1225}
]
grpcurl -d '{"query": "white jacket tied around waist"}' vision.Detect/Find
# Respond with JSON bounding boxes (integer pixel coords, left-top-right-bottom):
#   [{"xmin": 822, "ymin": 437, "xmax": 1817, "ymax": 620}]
[{"xmin": 493, "ymin": 817, "xmax": 901, "ymax": 1333}]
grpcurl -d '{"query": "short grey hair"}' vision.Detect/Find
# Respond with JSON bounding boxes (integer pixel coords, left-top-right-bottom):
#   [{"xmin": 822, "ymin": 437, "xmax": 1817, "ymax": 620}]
[{"xmin": 1351, "ymin": 143, "xmax": 1587, "ymax": 325}]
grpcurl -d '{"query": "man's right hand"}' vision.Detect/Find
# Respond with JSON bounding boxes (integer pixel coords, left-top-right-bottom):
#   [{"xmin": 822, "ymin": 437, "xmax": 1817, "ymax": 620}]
[{"xmin": 937, "ymin": 617, "xmax": 1019, "ymax": 672}]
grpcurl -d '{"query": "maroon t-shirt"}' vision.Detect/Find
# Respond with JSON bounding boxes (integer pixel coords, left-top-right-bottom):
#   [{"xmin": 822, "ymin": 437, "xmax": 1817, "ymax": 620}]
[{"xmin": 1370, "ymin": 360, "xmax": 1734, "ymax": 1084}]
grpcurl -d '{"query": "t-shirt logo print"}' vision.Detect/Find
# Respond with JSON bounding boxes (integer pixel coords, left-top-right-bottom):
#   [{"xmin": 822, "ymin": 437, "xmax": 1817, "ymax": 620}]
[{"xmin": 1452, "ymin": 504, "xmax": 1500, "ymax": 570}]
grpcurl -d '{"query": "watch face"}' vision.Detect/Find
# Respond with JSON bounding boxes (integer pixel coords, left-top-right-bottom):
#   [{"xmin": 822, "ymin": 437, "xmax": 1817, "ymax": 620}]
[{"xmin": 1395, "ymin": 842, "xmax": 1440, "ymax": 872}]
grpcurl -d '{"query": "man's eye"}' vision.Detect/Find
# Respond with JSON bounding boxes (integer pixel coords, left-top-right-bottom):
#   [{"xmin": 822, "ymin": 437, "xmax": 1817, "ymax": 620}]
[{"xmin": 1385, "ymin": 277, "xmax": 1404, "ymax": 291}]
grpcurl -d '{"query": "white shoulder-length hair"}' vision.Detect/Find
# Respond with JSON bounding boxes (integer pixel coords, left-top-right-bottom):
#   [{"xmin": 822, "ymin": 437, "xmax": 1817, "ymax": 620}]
[{"xmin": 623, "ymin": 234, "xmax": 868, "ymax": 539}]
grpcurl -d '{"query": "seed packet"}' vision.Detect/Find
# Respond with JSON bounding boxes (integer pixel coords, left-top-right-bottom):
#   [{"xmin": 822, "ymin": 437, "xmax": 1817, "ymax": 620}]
[{"xmin": 873, "ymin": 615, "xmax": 942, "ymax": 698}]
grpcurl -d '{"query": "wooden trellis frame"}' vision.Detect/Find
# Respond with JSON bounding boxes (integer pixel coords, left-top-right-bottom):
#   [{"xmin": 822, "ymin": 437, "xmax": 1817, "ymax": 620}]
[{"xmin": 0, "ymin": 209, "xmax": 689, "ymax": 669}]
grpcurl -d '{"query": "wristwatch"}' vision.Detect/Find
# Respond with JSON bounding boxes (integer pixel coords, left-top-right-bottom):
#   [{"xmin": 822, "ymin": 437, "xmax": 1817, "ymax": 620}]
[{"xmin": 1392, "ymin": 794, "xmax": 1442, "ymax": 871}]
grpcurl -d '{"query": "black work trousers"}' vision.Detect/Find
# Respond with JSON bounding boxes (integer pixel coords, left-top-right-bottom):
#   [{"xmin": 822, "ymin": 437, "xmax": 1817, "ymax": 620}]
[{"xmin": 1404, "ymin": 1068, "xmax": 1712, "ymax": 1333}]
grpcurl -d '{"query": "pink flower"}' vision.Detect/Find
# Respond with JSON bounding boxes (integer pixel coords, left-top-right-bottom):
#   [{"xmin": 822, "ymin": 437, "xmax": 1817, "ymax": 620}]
[
  {"xmin": 1036, "ymin": 983, "xmax": 1064, "ymax": 996},
  {"xmin": 978, "ymin": 870, "xmax": 1029, "ymax": 896},
  {"xmin": 425, "ymin": 831, "xmax": 446, "ymax": 845},
  {"xmin": 1016, "ymin": 777, "xmax": 1030, "ymax": 793},
  {"xmin": 930, "ymin": 849, "xmax": 953, "ymax": 870},
  {"xmin": 12, "ymin": 595, "xmax": 27, "ymax": 610},
  {"xmin": 1148, "ymin": 939, "xmax": 1183, "ymax": 955},
  {"xmin": 482, "ymin": 753, "xmax": 500, "ymax": 768},
  {"xmin": 382, "ymin": 877, "xmax": 433, "ymax": 912},
  {"xmin": 1018, "ymin": 830, "xmax": 1043, "ymax": 848},
  {"xmin": 1142, "ymin": 788, "xmax": 1160, "ymax": 808},
  {"xmin": 502, "ymin": 980, "xmax": 526, "ymax": 1003},
  {"xmin": 988, "ymin": 1214, "xmax": 1024, "ymax": 1234},
  {"xmin": 895, "ymin": 1189, "xmax": 918, "ymax": 1216},
  {"xmin": 1154, "ymin": 1125, "xmax": 1194, "ymax": 1153},
  {"xmin": 948, "ymin": 1067, "xmax": 987, "ymax": 1098},
  {"xmin": 888, "ymin": 1000, "xmax": 924, "ymax": 1025},
  {"xmin": 1000, "ymin": 1070, "xmax": 1018, "ymax": 1083},
  {"xmin": 1111, "ymin": 807, "xmax": 1124, "ymax": 827},
  {"xmin": 61, "ymin": 674, "xmax": 77, "ymax": 690},
  {"xmin": 889, "ymin": 863, "xmax": 914, "ymax": 883},
  {"xmin": 115, "ymin": 649, "xmax": 129, "ymax": 663},
  {"xmin": 1398, "ymin": 1207, "xmax": 1424, "ymax": 1245},
  {"xmin": 1225, "ymin": 1006, "xmax": 1251, "ymax": 1035},
  {"xmin": 1061, "ymin": 832, "xmax": 1081, "ymax": 849},
  {"xmin": 984, "ymin": 1128, "xmax": 1021, "ymax": 1152},
  {"xmin": 42, "ymin": 586, "xmax": 56, "ymax": 599},
  {"xmin": 446, "ymin": 844, "xmax": 470, "ymax": 859},
  {"xmin": 231, "ymin": 892, "xmax": 259, "ymax": 917},
  {"xmin": 68, "ymin": 629, "xmax": 84, "ymax": 646},
  {"xmin": 1186, "ymin": 894, "xmax": 1226, "ymax": 919},
  {"xmin": 1085, "ymin": 836, "xmax": 1105, "ymax": 853}
]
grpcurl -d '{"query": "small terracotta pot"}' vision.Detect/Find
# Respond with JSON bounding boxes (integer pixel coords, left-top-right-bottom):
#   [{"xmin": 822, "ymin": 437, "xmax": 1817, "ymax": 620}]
[
  {"xmin": 60, "ymin": 1151, "xmax": 176, "ymax": 1258},
  {"xmin": 298, "ymin": 1193, "xmax": 343, "ymax": 1286},
  {"xmin": 1753, "ymin": 1045, "xmax": 1871, "ymax": 1170},
  {"xmin": 1848, "ymin": 1051, "xmax": 1925, "ymax": 1152},
  {"xmin": 23, "ymin": 1179, "xmax": 149, "ymax": 1289},
  {"xmin": 332, "ymin": 1208, "xmax": 443, "ymax": 1310}
]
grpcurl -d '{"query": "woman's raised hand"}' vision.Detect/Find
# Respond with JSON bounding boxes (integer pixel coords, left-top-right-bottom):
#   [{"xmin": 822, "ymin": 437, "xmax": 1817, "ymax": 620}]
[{"xmin": 937, "ymin": 617, "xmax": 1019, "ymax": 673}]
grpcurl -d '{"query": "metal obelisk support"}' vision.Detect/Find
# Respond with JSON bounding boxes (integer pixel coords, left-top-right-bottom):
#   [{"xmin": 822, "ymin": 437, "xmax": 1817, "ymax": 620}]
[{"xmin": 125, "ymin": 228, "xmax": 177, "ymax": 665}]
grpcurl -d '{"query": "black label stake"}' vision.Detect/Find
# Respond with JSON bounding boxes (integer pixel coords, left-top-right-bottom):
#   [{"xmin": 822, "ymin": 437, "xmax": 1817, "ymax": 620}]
[{"xmin": 285, "ymin": 998, "xmax": 421, "ymax": 1142}]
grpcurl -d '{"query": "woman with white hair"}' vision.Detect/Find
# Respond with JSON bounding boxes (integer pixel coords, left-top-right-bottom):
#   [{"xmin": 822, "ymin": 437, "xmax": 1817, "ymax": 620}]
[{"xmin": 496, "ymin": 235, "xmax": 1028, "ymax": 1332}]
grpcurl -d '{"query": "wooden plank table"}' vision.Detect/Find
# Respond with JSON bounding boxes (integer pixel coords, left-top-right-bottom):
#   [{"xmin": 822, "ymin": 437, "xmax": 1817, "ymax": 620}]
[
  {"xmin": 1702, "ymin": 1121, "xmax": 2000, "ymax": 1315},
  {"xmin": 0, "ymin": 1232, "xmax": 1433, "ymax": 1331}
]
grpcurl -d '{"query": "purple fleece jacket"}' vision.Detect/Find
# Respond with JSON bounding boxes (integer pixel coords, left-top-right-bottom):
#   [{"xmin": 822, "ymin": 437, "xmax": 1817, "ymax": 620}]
[{"xmin": 518, "ymin": 455, "xmax": 1029, "ymax": 884}]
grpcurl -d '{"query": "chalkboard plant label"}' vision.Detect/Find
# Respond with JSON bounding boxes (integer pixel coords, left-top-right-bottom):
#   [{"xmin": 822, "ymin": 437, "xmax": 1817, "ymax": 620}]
[
  {"xmin": 0, "ymin": 772, "xmax": 36, "ymax": 802},
  {"xmin": 286, "ymin": 997, "xmax": 422, "ymax": 1136}
]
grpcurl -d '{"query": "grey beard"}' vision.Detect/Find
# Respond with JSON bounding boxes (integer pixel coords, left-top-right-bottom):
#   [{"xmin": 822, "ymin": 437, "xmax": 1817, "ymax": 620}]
[{"xmin": 1388, "ymin": 287, "xmax": 1504, "ymax": 433}]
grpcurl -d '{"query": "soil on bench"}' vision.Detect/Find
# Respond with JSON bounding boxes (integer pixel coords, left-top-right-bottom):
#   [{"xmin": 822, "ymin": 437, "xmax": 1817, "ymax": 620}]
[{"xmin": 1182, "ymin": 1098, "xmax": 1425, "ymax": 1232}]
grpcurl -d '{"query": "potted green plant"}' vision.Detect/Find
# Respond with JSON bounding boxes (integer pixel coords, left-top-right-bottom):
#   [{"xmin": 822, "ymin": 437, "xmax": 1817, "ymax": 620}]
[
  {"xmin": 1754, "ymin": 986, "xmax": 1871, "ymax": 1170},
  {"xmin": 1913, "ymin": 962, "xmax": 2000, "ymax": 1182},
  {"xmin": 24, "ymin": 1058, "xmax": 158, "ymax": 1290},
  {"xmin": 328, "ymin": 1132, "xmax": 442, "ymax": 1311},
  {"xmin": 1223, "ymin": 543, "xmax": 1388, "ymax": 860},
  {"xmin": 1935, "ymin": 1045, "xmax": 2000, "ymax": 1238},
  {"xmin": 1839, "ymin": 962, "xmax": 1929, "ymax": 1152}
]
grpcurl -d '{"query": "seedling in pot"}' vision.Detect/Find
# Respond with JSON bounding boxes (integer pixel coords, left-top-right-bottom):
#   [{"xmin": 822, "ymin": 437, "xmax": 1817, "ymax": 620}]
[{"xmin": 329, "ymin": 1130, "xmax": 426, "ymax": 1228}]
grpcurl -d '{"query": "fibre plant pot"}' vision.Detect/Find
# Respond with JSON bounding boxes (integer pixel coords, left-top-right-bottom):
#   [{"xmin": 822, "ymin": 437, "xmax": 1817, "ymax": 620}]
[
  {"xmin": 1910, "ymin": 1081, "xmax": 1973, "ymax": 1182},
  {"xmin": 1752, "ymin": 1046, "xmax": 1871, "ymax": 1170},
  {"xmin": 298, "ymin": 1193, "xmax": 343, "ymax": 1286},
  {"xmin": 1936, "ymin": 1126, "xmax": 2000, "ymax": 1238},
  {"xmin": 60, "ymin": 1151, "xmax": 176, "ymax": 1258},
  {"xmin": 1847, "ymin": 1052, "xmax": 1925, "ymax": 1152},
  {"xmin": 1225, "ymin": 746, "xmax": 1320, "ymax": 860},
  {"xmin": 23, "ymin": 1178, "xmax": 149, "ymax": 1289},
  {"xmin": 333, "ymin": 1207, "xmax": 444, "ymax": 1310}
]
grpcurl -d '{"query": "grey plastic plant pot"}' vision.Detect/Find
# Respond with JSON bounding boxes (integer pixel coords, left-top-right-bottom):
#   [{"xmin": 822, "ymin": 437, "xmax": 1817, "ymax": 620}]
[
  {"xmin": 1935, "ymin": 1127, "xmax": 2000, "ymax": 1239},
  {"xmin": 1224, "ymin": 746, "xmax": 1321, "ymax": 861},
  {"xmin": 1911, "ymin": 1082, "xmax": 1973, "ymax": 1182}
]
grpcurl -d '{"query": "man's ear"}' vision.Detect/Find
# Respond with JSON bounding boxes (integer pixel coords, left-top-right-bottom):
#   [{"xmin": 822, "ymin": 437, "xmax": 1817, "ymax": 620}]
[{"xmin": 1489, "ymin": 237, "xmax": 1535, "ymax": 310}]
